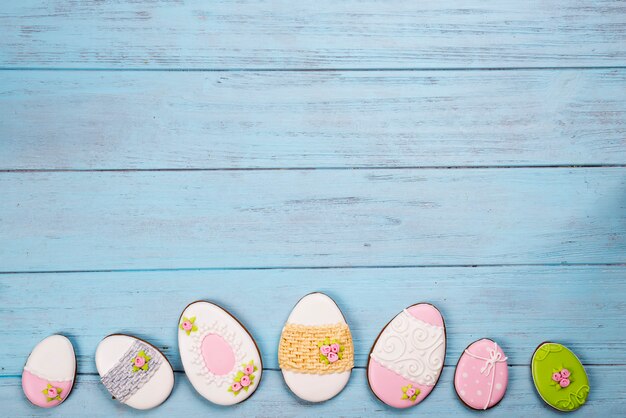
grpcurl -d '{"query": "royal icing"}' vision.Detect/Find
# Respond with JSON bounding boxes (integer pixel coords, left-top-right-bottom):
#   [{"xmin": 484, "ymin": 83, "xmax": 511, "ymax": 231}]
[
  {"xmin": 22, "ymin": 335, "xmax": 76, "ymax": 408},
  {"xmin": 279, "ymin": 292, "xmax": 354, "ymax": 403},
  {"xmin": 178, "ymin": 301, "xmax": 263, "ymax": 406},
  {"xmin": 454, "ymin": 338, "xmax": 508, "ymax": 410},
  {"xmin": 367, "ymin": 303, "xmax": 446, "ymax": 409},
  {"xmin": 95, "ymin": 335, "xmax": 174, "ymax": 410},
  {"xmin": 531, "ymin": 342, "xmax": 590, "ymax": 412}
]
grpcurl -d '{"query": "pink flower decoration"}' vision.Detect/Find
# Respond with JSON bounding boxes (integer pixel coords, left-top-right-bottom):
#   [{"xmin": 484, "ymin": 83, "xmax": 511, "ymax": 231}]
[
  {"xmin": 320, "ymin": 345, "xmax": 331, "ymax": 355},
  {"xmin": 327, "ymin": 352, "xmax": 339, "ymax": 363},
  {"xmin": 330, "ymin": 343, "xmax": 340, "ymax": 353},
  {"xmin": 406, "ymin": 387, "xmax": 416, "ymax": 397},
  {"xmin": 231, "ymin": 382, "xmax": 242, "ymax": 392},
  {"xmin": 244, "ymin": 365, "xmax": 255, "ymax": 375},
  {"xmin": 560, "ymin": 378, "xmax": 570, "ymax": 388},
  {"xmin": 560, "ymin": 369, "xmax": 570, "ymax": 378},
  {"xmin": 47, "ymin": 387, "xmax": 58, "ymax": 398},
  {"xmin": 240, "ymin": 375, "xmax": 251, "ymax": 387},
  {"xmin": 552, "ymin": 372, "xmax": 562, "ymax": 382},
  {"xmin": 182, "ymin": 321, "xmax": 193, "ymax": 331},
  {"xmin": 134, "ymin": 356, "xmax": 146, "ymax": 367}
]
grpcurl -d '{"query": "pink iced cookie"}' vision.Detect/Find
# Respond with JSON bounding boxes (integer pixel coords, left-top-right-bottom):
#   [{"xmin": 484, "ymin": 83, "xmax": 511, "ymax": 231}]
[
  {"xmin": 22, "ymin": 335, "xmax": 76, "ymax": 408},
  {"xmin": 367, "ymin": 303, "xmax": 446, "ymax": 408},
  {"xmin": 454, "ymin": 338, "xmax": 509, "ymax": 410}
]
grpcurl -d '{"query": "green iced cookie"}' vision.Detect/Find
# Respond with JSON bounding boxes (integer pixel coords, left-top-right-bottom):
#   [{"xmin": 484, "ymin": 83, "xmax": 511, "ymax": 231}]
[{"xmin": 531, "ymin": 342, "xmax": 589, "ymax": 412}]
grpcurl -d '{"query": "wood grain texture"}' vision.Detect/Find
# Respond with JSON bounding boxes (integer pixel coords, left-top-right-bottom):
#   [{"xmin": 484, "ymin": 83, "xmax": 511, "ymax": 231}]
[
  {"xmin": 2, "ymin": 0, "xmax": 625, "ymax": 416},
  {"xmin": 1, "ymin": 70, "xmax": 625, "ymax": 170},
  {"xmin": 0, "ymin": 168, "xmax": 624, "ymax": 272},
  {"xmin": 1, "ymin": 1, "xmax": 625, "ymax": 69},
  {"xmin": 1, "ymin": 266, "xmax": 624, "ymax": 375},
  {"xmin": 1, "ymin": 367, "xmax": 624, "ymax": 417}
]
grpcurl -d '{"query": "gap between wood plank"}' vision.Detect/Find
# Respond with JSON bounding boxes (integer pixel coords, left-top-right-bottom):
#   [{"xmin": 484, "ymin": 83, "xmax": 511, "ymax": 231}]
[
  {"xmin": 1, "ymin": 364, "xmax": 623, "ymax": 379},
  {"xmin": 1, "ymin": 262, "xmax": 624, "ymax": 275},
  {"xmin": 2, "ymin": 66, "xmax": 626, "ymax": 72},
  {"xmin": 1, "ymin": 165, "xmax": 625, "ymax": 173}
]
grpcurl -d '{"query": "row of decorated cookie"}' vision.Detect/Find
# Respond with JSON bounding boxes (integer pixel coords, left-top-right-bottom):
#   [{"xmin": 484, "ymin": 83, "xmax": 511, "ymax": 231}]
[{"xmin": 21, "ymin": 293, "xmax": 589, "ymax": 412}]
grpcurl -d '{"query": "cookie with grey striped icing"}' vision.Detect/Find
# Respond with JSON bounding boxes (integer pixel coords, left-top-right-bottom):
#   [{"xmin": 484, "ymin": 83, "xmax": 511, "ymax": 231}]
[{"xmin": 96, "ymin": 334, "xmax": 174, "ymax": 410}]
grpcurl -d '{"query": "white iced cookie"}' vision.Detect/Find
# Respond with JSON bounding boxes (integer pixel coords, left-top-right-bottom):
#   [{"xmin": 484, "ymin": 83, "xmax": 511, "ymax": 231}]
[
  {"xmin": 178, "ymin": 301, "xmax": 263, "ymax": 405},
  {"xmin": 95, "ymin": 334, "xmax": 174, "ymax": 410},
  {"xmin": 22, "ymin": 335, "xmax": 76, "ymax": 408},
  {"xmin": 278, "ymin": 292, "xmax": 354, "ymax": 402}
]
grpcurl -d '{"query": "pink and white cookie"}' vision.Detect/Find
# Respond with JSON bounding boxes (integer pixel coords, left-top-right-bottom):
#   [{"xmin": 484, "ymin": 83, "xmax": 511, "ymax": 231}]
[
  {"xmin": 367, "ymin": 303, "xmax": 446, "ymax": 408},
  {"xmin": 454, "ymin": 338, "xmax": 509, "ymax": 410},
  {"xmin": 22, "ymin": 335, "xmax": 76, "ymax": 408},
  {"xmin": 178, "ymin": 301, "xmax": 263, "ymax": 405}
]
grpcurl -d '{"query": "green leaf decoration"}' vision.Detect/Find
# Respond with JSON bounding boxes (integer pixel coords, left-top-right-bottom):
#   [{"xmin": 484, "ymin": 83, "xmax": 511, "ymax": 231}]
[
  {"xmin": 189, "ymin": 316, "xmax": 196, "ymax": 323},
  {"xmin": 244, "ymin": 386, "xmax": 249, "ymax": 392},
  {"xmin": 191, "ymin": 325, "xmax": 198, "ymax": 332},
  {"xmin": 402, "ymin": 394, "xmax": 408, "ymax": 399},
  {"xmin": 142, "ymin": 364, "xmax": 149, "ymax": 371},
  {"xmin": 138, "ymin": 350, "xmax": 146, "ymax": 357},
  {"xmin": 250, "ymin": 374, "xmax": 255, "ymax": 381},
  {"xmin": 132, "ymin": 366, "xmax": 139, "ymax": 373}
]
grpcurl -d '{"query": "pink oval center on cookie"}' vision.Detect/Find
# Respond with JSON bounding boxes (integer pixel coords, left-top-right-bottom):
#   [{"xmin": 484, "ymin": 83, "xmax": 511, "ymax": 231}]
[{"xmin": 201, "ymin": 334, "xmax": 235, "ymax": 375}]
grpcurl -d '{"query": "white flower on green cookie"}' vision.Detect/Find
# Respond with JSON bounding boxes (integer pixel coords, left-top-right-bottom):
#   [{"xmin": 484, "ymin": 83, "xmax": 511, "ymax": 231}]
[
  {"xmin": 42, "ymin": 383, "xmax": 63, "ymax": 402},
  {"xmin": 131, "ymin": 350, "xmax": 151, "ymax": 372},
  {"xmin": 228, "ymin": 360, "xmax": 257, "ymax": 395},
  {"xmin": 402, "ymin": 384, "xmax": 419, "ymax": 401},
  {"xmin": 179, "ymin": 316, "xmax": 198, "ymax": 335},
  {"xmin": 318, "ymin": 337, "xmax": 344, "ymax": 364}
]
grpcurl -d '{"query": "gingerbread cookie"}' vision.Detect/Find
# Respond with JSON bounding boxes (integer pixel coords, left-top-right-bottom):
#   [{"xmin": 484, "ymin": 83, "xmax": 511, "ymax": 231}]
[
  {"xmin": 454, "ymin": 338, "xmax": 508, "ymax": 410},
  {"xmin": 22, "ymin": 335, "xmax": 76, "ymax": 408},
  {"xmin": 278, "ymin": 292, "xmax": 354, "ymax": 402},
  {"xmin": 531, "ymin": 342, "xmax": 589, "ymax": 412},
  {"xmin": 367, "ymin": 303, "xmax": 445, "ymax": 408},
  {"xmin": 95, "ymin": 334, "xmax": 174, "ymax": 410},
  {"xmin": 178, "ymin": 301, "xmax": 263, "ymax": 405}
]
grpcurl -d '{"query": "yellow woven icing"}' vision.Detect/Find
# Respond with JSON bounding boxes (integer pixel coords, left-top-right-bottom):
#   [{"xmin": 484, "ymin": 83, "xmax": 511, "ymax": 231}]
[{"xmin": 278, "ymin": 323, "xmax": 354, "ymax": 374}]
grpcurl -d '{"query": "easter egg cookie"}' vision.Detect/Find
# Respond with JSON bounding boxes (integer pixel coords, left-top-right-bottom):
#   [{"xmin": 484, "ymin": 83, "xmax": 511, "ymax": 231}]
[
  {"xmin": 22, "ymin": 335, "xmax": 76, "ymax": 408},
  {"xmin": 178, "ymin": 301, "xmax": 263, "ymax": 406},
  {"xmin": 531, "ymin": 342, "xmax": 589, "ymax": 412},
  {"xmin": 454, "ymin": 338, "xmax": 508, "ymax": 410},
  {"xmin": 96, "ymin": 334, "xmax": 174, "ymax": 410},
  {"xmin": 367, "ymin": 303, "xmax": 446, "ymax": 408},
  {"xmin": 278, "ymin": 292, "xmax": 354, "ymax": 402}
]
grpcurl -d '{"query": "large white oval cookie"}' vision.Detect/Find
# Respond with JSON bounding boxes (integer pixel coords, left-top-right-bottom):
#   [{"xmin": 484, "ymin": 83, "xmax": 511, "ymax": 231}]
[
  {"xmin": 279, "ymin": 292, "xmax": 354, "ymax": 402},
  {"xmin": 178, "ymin": 301, "xmax": 263, "ymax": 406}
]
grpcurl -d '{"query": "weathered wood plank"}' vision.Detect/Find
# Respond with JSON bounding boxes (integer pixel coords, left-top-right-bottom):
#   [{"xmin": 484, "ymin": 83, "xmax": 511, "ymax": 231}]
[
  {"xmin": 0, "ymin": 367, "xmax": 622, "ymax": 417},
  {"xmin": 0, "ymin": 168, "xmax": 623, "ymax": 271},
  {"xmin": 1, "ymin": 266, "xmax": 624, "ymax": 374},
  {"xmin": 1, "ymin": 70, "xmax": 625, "ymax": 169},
  {"xmin": 1, "ymin": 1, "xmax": 625, "ymax": 69}
]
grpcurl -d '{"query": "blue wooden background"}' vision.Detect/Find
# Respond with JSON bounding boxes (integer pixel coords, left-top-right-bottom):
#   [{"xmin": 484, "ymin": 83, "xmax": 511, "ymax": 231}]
[{"xmin": 1, "ymin": 1, "xmax": 625, "ymax": 416}]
